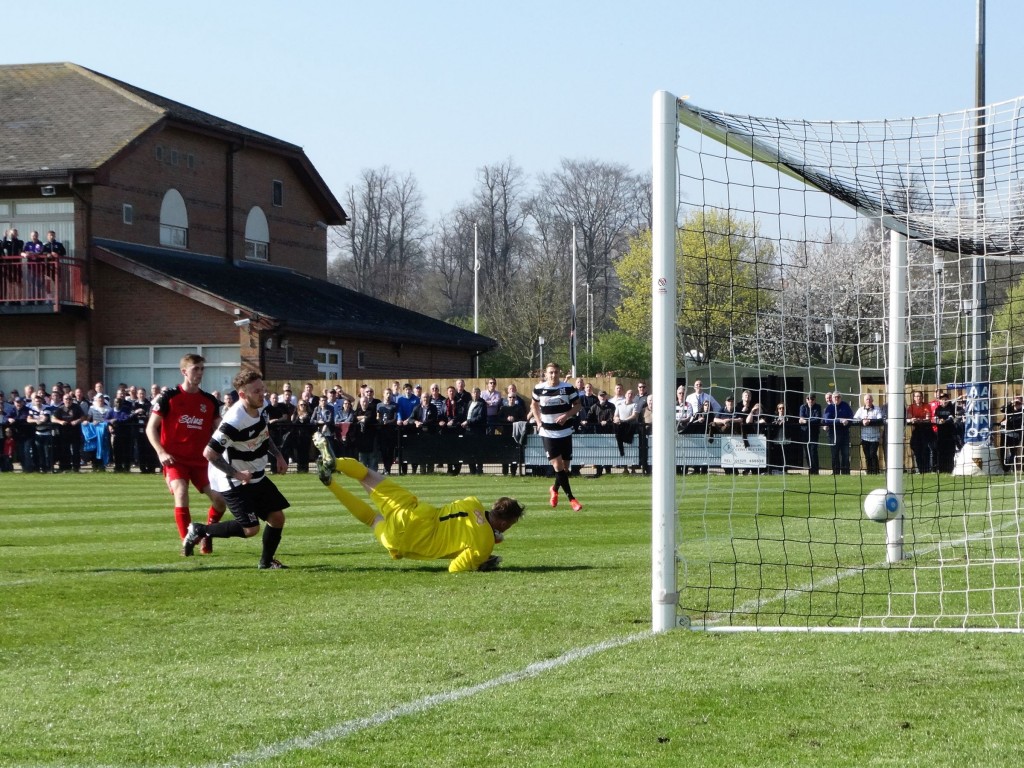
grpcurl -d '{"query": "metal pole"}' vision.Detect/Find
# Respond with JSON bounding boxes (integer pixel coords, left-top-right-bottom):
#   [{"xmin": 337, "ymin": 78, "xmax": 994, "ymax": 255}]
[
  {"xmin": 571, "ymin": 224, "xmax": 578, "ymax": 379},
  {"xmin": 970, "ymin": 0, "xmax": 987, "ymax": 395},
  {"xmin": 886, "ymin": 231, "xmax": 907, "ymax": 563},
  {"xmin": 651, "ymin": 91, "xmax": 679, "ymax": 633},
  {"xmin": 474, "ymin": 223, "xmax": 479, "ymax": 377}
]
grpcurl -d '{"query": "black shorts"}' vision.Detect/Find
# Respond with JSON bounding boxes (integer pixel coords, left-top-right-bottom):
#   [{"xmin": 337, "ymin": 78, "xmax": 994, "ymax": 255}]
[
  {"xmin": 222, "ymin": 479, "xmax": 290, "ymax": 527},
  {"xmin": 542, "ymin": 435, "xmax": 573, "ymax": 462}
]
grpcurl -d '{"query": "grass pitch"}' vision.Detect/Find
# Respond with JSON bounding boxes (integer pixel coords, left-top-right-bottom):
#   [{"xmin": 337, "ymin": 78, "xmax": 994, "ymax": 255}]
[{"xmin": 3, "ymin": 470, "xmax": 1024, "ymax": 767}]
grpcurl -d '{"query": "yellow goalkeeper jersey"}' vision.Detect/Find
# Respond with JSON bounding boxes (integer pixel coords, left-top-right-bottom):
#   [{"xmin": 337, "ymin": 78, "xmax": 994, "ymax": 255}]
[{"xmin": 370, "ymin": 480, "xmax": 496, "ymax": 572}]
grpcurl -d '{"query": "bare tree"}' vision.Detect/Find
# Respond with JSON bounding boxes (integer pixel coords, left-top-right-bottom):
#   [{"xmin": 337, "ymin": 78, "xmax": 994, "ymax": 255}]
[
  {"xmin": 532, "ymin": 159, "xmax": 647, "ymax": 331},
  {"xmin": 422, "ymin": 205, "xmax": 476, "ymax": 319},
  {"xmin": 335, "ymin": 167, "xmax": 427, "ymax": 308},
  {"xmin": 473, "ymin": 159, "xmax": 531, "ymax": 295}
]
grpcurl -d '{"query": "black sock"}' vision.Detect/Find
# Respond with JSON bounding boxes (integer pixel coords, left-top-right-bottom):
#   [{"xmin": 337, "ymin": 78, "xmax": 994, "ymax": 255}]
[
  {"xmin": 557, "ymin": 470, "xmax": 574, "ymax": 500},
  {"xmin": 206, "ymin": 519, "xmax": 246, "ymax": 539},
  {"xmin": 260, "ymin": 525, "xmax": 283, "ymax": 565}
]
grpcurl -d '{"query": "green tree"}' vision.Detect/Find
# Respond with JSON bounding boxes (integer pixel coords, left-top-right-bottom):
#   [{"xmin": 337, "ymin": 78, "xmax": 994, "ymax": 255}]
[
  {"xmin": 615, "ymin": 209, "xmax": 776, "ymax": 366},
  {"xmin": 990, "ymin": 272, "xmax": 1024, "ymax": 377}
]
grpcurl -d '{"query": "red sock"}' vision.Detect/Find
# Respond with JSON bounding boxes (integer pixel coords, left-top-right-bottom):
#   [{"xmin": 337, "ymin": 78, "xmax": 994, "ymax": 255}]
[
  {"xmin": 207, "ymin": 505, "xmax": 224, "ymax": 525},
  {"xmin": 174, "ymin": 507, "xmax": 191, "ymax": 539}
]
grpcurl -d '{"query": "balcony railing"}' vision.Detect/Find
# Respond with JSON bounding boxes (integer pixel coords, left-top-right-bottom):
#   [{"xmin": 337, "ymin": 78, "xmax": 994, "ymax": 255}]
[{"xmin": 0, "ymin": 254, "xmax": 88, "ymax": 310}]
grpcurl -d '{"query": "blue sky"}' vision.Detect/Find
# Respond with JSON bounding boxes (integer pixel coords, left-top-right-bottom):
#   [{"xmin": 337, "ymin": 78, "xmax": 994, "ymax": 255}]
[{"xmin": 8, "ymin": 1, "xmax": 1022, "ymax": 219}]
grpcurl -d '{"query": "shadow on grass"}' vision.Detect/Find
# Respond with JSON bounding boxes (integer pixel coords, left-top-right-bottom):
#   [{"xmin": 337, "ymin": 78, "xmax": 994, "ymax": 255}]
[{"xmin": 81, "ymin": 562, "xmax": 600, "ymax": 575}]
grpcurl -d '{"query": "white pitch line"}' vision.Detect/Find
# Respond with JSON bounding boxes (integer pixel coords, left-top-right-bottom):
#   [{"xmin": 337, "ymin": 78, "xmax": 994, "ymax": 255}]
[{"xmin": 212, "ymin": 631, "xmax": 652, "ymax": 767}]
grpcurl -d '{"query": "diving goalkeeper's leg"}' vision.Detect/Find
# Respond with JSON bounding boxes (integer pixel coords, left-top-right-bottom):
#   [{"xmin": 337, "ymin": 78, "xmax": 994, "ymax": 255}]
[{"xmin": 317, "ymin": 457, "xmax": 382, "ymax": 527}]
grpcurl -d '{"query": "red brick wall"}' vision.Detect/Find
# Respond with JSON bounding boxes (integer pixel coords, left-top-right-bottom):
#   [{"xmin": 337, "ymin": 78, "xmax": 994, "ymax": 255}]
[{"xmin": 94, "ymin": 128, "xmax": 328, "ymax": 278}]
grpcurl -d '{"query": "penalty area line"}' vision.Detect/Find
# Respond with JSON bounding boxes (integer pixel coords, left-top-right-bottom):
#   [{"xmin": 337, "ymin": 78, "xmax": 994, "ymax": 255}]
[{"xmin": 215, "ymin": 631, "xmax": 652, "ymax": 767}]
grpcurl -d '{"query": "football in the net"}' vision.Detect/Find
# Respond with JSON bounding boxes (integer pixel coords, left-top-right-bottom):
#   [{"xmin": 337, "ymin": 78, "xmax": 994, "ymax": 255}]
[{"xmin": 863, "ymin": 488, "xmax": 900, "ymax": 522}]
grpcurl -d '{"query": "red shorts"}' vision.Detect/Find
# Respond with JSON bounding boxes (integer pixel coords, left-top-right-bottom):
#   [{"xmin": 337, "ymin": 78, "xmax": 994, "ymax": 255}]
[{"xmin": 164, "ymin": 462, "xmax": 211, "ymax": 494}]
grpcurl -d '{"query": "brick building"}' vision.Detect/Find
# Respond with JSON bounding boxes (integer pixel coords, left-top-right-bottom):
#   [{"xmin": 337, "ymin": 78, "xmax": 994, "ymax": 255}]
[{"xmin": 0, "ymin": 62, "xmax": 494, "ymax": 394}]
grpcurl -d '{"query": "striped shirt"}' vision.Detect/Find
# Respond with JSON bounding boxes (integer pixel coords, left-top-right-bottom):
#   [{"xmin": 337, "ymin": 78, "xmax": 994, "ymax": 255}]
[
  {"xmin": 532, "ymin": 380, "xmax": 579, "ymax": 439},
  {"xmin": 206, "ymin": 399, "xmax": 272, "ymax": 493}
]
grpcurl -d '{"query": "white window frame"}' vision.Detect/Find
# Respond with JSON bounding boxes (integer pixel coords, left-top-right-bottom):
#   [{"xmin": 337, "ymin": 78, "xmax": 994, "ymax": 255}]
[
  {"xmin": 104, "ymin": 345, "xmax": 239, "ymax": 393},
  {"xmin": 316, "ymin": 348, "xmax": 342, "ymax": 380},
  {"xmin": 159, "ymin": 189, "xmax": 189, "ymax": 250}
]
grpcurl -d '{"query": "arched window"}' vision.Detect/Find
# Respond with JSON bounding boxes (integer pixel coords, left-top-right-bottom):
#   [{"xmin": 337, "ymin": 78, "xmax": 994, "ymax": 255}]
[
  {"xmin": 159, "ymin": 189, "xmax": 188, "ymax": 249},
  {"xmin": 244, "ymin": 206, "xmax": 269, "ymax": 262}
]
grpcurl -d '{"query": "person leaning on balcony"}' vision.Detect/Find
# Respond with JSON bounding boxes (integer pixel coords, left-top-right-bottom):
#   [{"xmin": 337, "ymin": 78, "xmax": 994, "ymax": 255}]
[
  {"xmin": 21, "ymin": 231, "xmax": 45, "ymax": 302},
  {"xmin": 1, "ymin": 228, "xmax": 24, "ymax": 299}
]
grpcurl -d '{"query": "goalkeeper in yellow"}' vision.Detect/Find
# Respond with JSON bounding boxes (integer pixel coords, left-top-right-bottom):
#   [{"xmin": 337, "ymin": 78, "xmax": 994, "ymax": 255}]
[{"xmin": 313, "ymin": 433, "xmax": 524, "ymax": 572}]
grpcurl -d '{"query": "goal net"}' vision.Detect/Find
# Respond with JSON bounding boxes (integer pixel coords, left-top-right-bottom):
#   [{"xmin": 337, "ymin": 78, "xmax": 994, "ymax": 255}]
[{"xmin": 653, "ymin": 92, "xmax": 1024, "ymax": 632}]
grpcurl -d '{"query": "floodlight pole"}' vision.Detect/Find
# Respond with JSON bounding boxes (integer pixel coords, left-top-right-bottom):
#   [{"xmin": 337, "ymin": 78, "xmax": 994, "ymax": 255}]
[{"xmin": 652, "ymin": 91, "xmax": 679, "ymax": 633}]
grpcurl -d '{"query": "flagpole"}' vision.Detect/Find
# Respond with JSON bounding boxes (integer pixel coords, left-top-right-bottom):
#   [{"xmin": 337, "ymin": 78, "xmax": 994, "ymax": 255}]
[{"xmin": 571, "ymin": 224, "xmax": 577, "ymax": 378}]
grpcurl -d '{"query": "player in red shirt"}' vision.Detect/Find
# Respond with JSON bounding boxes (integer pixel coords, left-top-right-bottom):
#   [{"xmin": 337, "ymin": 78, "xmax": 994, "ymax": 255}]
[{"xmin": 145, "ymin": 353, "xmax": 227, "ymax": 554}]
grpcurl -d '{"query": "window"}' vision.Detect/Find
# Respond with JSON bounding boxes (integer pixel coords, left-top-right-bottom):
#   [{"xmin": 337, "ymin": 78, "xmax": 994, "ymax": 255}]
[
  {"xmin": 105, "ymin": 345, "xmax": 239, "ymax": 392},
  {"xmin": 186, "ymin": 153, "xmax": 195, "ymax": 170},
  {"xmin": 122, "ymin": 204, "xmax": 133, "ymax": 225},
  {"xmin": 155, "ymin": 146, "xmax": 163, "ymax": 162},
  {"xmin": 0, "ymin": 347, "xmax": 75, "ymax": 395},
  {"xmin": 159, "ymin": 189, "xmax": 188, "ymax": 249},
  {"xmin": 284, "ymin": 345, "xmax": 294, "ymax": 365},
  {"xmin": 357, "ymin": 350, "xmax": 367, "ymax": 369},
  {"xmin": 272, "ymin": 180, "xmax": 283, "ymax": 207},
  {"xmin": 169, "ymin": 149, "xmax": 179, "ymax": 167},
  {"xmin": 244, "ymin": 206, "xmax": 270, "ymax": 262},
  {"xmin": 316, "ymin": 349, "xmax": 342, "ymax": 379}
]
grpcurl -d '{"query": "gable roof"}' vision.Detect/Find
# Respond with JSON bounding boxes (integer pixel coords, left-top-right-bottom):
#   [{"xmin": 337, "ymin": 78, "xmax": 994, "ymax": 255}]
[
  {"xmin": 0, "ymin": 62, "xmax": 346, "ymax": 224},
  {"xmin": 93, "ymin": 238, "xmax": 496, "ymax": 352}
]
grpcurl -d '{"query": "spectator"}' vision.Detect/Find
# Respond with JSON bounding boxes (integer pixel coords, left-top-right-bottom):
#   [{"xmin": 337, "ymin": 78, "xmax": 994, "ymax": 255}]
[
  {"xmin": 131, "ymin": 387, "xmax": 158, "ymax": 473},
  {"xmin": 823, "ymin": 392, "xmax": 854, "ymax": 474},
  {"xmin": 109, "ymin": 396, "xmax": 135, "ymax": 472},
  {"xmin": 499, "ymin": 384, "xmax": 528, "ymax": 476},
  {"xmin": 589, "ymin": 390, "xmax": 616, "ymax": 477},
  {"xmin": 27, "ymin": 391, "xmax": 57, "ymax": 472},
  {"xmin": 577, "ymin": 382, "xmax": 599, "ymax": 433},
  {"xmin": 482, "ymin": 377, "xmax": 503, "ymax": 434},
  {"xmin": 798, "ymin": 393, "xmax": 823, "ymax": 475},
  {"xmin": 265, "ymin": 393, "xmax": 292, "ymax": 474},
  {"xmin": 0, "ymin": 427, "xmax": 13, "ymax": 472},
  {"xmin": 612, "ymin": 388, "xmax": 638, "ymax": 472},
  {"xmin": 410, "ymin": 392, "xmax": 438, "ymax": 474},
  {"xmin": 87, "ymin": 393, "xmax": 113, "ymax": 471},
  {"xmin": 767, "ymin": 402, "xmax": 800, "ymax": 474},
  {"xmin": 1001, "ymin": 395, "xmax": 1023, "ymax": 472},
  {"xmin": 293, "ymin": 400, "xmax": 315, "ymax": 472},
  {"xmin": 685, "ymin": 379, "xmax": 721, "ymax": 416},
  {"xmin": 853, "ymin": 394, "xmax": 885, "ymax": 475},
  {"xmin": 441, "ymin": 385, "xmax": 466, "ymax": 475},
  {"xmin": 906, "ymin": 390, "xmax": 934, "ymax": 474},
  {"xmin": 464, "ymin": 387, "xmax": 486, "ymax": 475},
  {"xmin": 2, "ymin": 228, "xmax": 24, "ymax": 300},
  {"xmin": 312, "ymin": 395, "xmax": 338, "ymax": 457},
  {"xmin": 675, "ymin": 386, "xmax": 694, "ymax": 434},
  {"xmin": 52, "ymin": 391, "xmax": 85, "ymax": 472},
  {"xmin": 355, "ymin": 387, "xmax": 381, "ymax": 471},
  {"xmin": 931, "ymin": 391, "xmax": 958, "ymax": 473},
  {"xmin": 376, "ymin": 388, "xmax": 399, "ymax": 475}
]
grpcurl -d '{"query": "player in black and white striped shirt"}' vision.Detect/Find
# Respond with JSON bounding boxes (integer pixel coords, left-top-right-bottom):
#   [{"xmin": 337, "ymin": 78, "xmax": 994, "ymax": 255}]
[
  {"xmin": 531, "ymin": 362, "xmax": 583, "ymax": 511},
  {"xmin": 182, "ymin": 369, "xmax": 290, "ymax": 569}
]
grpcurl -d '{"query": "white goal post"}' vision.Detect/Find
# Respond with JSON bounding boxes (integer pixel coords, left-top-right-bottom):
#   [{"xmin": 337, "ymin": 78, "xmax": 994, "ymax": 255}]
[{"xmin": 651, "ymin": 89, "xmax": 1024, "ymax": 633}]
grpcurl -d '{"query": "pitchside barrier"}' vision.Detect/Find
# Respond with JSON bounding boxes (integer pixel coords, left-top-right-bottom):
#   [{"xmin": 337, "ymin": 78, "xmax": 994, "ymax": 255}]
[{"xmin": 396, "ymin": 431, "xmax": 782, "ymax": 473}]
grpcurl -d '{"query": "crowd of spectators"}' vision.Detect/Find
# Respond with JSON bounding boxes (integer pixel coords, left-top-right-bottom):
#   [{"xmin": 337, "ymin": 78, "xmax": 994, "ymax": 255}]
[{"xmin": 1, "ymin": 375, "xmax": 1012, "ymax": 476}]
